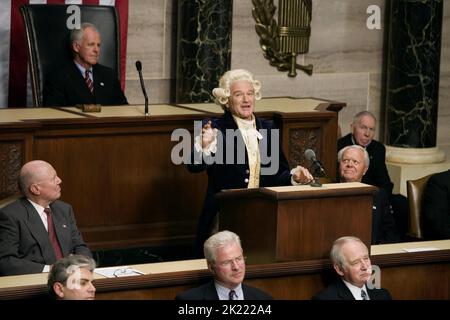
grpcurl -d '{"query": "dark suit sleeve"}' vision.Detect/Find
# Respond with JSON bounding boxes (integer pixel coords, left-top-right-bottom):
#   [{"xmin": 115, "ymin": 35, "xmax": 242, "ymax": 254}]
[
  {"xmin": 65, "ymin": 205, "xmax": 92, "ymax": 257},
  {"xmin": 0, "ymin": 209, "xmax": 45, "ymax": 275},
  {"xmin": 43, "ymin": 72, "xmax": 67, "ymax": 107},
  {"xmin": 370, "ymin": 143, "xmax": 393, "ymax": 195},
  {"xmin": 243, "ymin": 284, "xmax": 273, "ymax": 300},
  {"xmin": 376, "ymin": 189, "xmax": 400, "ymax": 244},
  {"xmin": 423, "ymin": 174, "xmax": 450, "ymax": 239},
  {"xmin": 175, "ymin": 282, "xmax": 218, "ymax": 300},
  {"xmin": 112, "ymin": 76, "xmax": 128, "ymax": 105}
]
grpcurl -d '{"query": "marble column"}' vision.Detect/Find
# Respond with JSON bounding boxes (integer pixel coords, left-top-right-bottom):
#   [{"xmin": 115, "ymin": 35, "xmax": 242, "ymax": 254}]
[
  {"xmin": 176, "ymin": 0, "xmax": 232, "ymax": 103},
  {"xmin": 385, "ymin": 0, "xmax": 445, "ymax": 164}
]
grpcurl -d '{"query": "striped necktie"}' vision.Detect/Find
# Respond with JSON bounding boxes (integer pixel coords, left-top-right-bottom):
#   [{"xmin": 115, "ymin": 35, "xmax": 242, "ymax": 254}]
[
  {"xmin": 229, "ymin": 290, "xmax": 238, "ymax": 300},
  {"xmin": 84, "ymin": 69, "xmax": 94, "ymax": 93},
  {"xmin": 361, "ymin": 289, "xmax": 368, "ymax": 300}
]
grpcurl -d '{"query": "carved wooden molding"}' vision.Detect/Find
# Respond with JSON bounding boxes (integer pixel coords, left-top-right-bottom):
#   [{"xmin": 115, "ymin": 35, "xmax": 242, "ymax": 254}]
[{"xmin": 0, "ymin": 142, "xmax": 22, "ymax": 199}]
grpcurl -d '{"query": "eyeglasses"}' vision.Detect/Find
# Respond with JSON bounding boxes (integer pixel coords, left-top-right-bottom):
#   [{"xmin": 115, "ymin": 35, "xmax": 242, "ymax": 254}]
[
  {"xmin": 341, "ymin": 158, "xmax": 361, "ymax": 166},
  {"xmin": 113, "ymin": 268, "xmax": 145, "ymax": 277},
  {"xmin": 216, "ymin": 255, "xmax": 246, "ymax": 268}
]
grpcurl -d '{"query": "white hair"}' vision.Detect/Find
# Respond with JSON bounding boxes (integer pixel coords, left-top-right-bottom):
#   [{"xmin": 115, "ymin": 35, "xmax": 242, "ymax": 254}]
[
  {"xmin": 212, "ymin": 69, "xmax": 262, "ymax": 107},
  {"xmin": 337, "ymin": 145, "xmax": 370, "ymax": 168}
]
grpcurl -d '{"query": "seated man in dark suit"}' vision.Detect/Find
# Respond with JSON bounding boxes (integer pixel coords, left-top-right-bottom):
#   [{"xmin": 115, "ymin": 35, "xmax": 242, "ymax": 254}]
[
  {"xmin": 338, "ymin": 145, "xmax": 399, "ymax": 244},
  {"xmin": 422, "ymin": 169, "xmax": 450, "ymax": 239},
  {"xmin": 0, "ymin": 160, "xmax": 92, "ymax": 276},
  {"xmin": 48, "ymin": 254, "xmax": 96, "ymax": 300},
  {"xmin": 338, "ymin": 111, "xmax": 393, "ymax": 194},
  {"xmin": 312, "ymin": 236, "xmax": 392, "ymax": 300},
  {"xmin": 175, "ymin": 230, "xmax": 272, "ymax": 300},
  {"xmin": 43, "ymin": 22, "xmax": 128, "ymax": 107},
  {"xmin": 337, "ymin": 111, "xmax": 408, "ymax": 239}
]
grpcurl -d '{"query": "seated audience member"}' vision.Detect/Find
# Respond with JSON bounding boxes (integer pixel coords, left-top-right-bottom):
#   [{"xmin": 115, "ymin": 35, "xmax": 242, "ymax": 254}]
[
  {"xmin": 188, "ymin": 69, "xmax": 313, "ymax": 256},
  {"xmin": 48, "ymin": 254, "xmax": 96, "ymax": 300},
  {"xmin": 338, "ymin": 111, "xmax": 392, "ymax": 194},
  {"xmin": 337, "ymin": 111, "xmax": 408, "ymax": 238},
  {"xmin": 175, "ymin": 230, "xmax": 272, "ymax": 300},
  {"xmin": 312, "ymin": 236, "xmax": 392, "ymax": 300},
  {"xmin": 338, "ymin": 145, "xmax": 399, "ymax": 244},
  {"xmin": 0, "ymin": 160, "xmax": 92, "ymax": 276},
  {"xmin": 422, "ymin": 169, "xmax": 450, "ymax": 239},
  {"xmin": 43, "ymin": 22, "xmax": 128, "ymax": 107}
]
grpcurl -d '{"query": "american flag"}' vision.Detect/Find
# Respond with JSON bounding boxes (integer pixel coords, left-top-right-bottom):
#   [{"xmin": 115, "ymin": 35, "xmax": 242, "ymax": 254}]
[{"xmin": 0, "ymin": 0, "xmax": 129, "ymax": 107}]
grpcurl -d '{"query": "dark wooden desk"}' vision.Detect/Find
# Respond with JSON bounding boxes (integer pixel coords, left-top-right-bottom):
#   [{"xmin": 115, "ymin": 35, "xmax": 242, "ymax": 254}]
[
  {"xmin": 0, "ymin": 241, "xmax": 449, "ymax": 300},
  {"xmin": 217, "ymin": 183, "xmax": 375, "ymax": 263},
  {"xmin": 0, "ymin": 99, "xmax": 342, "ymax": 251}
]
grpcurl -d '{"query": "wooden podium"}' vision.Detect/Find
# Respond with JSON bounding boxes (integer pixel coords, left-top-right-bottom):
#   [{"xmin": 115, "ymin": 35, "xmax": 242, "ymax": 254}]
[{"xmin": 217, "ymin": 183, "xmax": 376, "ymax": 264}]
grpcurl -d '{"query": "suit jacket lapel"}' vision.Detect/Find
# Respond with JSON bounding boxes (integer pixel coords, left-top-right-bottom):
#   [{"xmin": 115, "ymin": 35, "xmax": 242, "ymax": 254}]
[
  {"xmin": 336, "ymin": 278, "xmax": 356, "ymax": 300},
  {"xmin": 221, "ymin": 111, "xmax": 239, "ymax": 130},
  {"xmin": 368, "ymin": 288, "xmax": 384, "ymax": 300},
  {"xmin": 205, "ymin": 282, "xmax": 220, "ymax": 300},
  {"xmin": 242, "ymin": 284, "xmax": 253, "ymax": 299},
  {"xmin": 70, "ymin": 61, "xmax": 95, "ymax": 99},
  {"xmin": 21, "ymin": 199, "xmax": 55, "ymax": 263}
]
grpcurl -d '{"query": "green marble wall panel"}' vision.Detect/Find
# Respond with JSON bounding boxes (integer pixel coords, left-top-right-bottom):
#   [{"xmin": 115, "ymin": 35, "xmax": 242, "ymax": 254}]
[
  {"xmin": 386, "ymin": 0, "xmax": 443, "ymax": 148},
  {"xmin": 176, "ymin": 0, "xmax": 232, "ymax": 103}
]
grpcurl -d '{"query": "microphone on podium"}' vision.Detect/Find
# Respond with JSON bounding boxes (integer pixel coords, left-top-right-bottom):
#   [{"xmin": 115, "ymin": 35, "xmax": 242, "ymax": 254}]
[
  {"xmin": 304, "ymin": 149, "xmax": 327, "ymax": 177},
  {"xmin": 135, "ymin": 61, "xmax": 149, "ymax": 116}
]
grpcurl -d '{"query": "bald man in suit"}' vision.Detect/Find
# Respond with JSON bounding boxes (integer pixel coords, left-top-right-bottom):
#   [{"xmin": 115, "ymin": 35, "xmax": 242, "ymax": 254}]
[{"xmin": 0, "ymin": 160, "xmax": 91, "ymax": 276}]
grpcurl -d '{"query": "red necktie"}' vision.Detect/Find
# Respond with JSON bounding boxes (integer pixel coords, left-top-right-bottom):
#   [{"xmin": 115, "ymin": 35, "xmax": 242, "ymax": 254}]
[
  {"xmin": 44, "ymin": 208, "xmax": 63, "ymax": 260},
  {"xmin": 84, "ymin": 69, "xmax": 94, "ymax": 93}
]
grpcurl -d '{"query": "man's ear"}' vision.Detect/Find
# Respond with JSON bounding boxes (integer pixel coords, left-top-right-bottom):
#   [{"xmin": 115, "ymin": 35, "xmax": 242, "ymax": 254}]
[
  {"xmin": 333, "ymin": 264, "xmax": 345, "ymax": 277},
  {"xmin": 362, "ymin": 166, "xmax": 368, "ymax": 176},
  {"xmin": 29, "ymin": 184, "xmax": 39, "ymax": 196},
  {"xmin": 72, "ymin": 42, "xmax": 80, "ymax": 54},
  {"xmin": 207, "ymin": 262, "xmax": 215, "ymax": 275},
  {"xmin": 53, "ymin": 282, "xmax": 65, "ymax": 299}
]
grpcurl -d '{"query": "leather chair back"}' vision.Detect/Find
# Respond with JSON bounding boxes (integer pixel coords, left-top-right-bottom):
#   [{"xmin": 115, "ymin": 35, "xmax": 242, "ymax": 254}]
[
  {"xmin": 406, "ymin": 174, "xmax": 432, "ymax": 239},
  {"xmin": 21, "ymin": 4, "xmax": 121, "ymax": 107},
  {"xmin": 0, "ymin": 194, "xmax": 21, "ymax": 210}
]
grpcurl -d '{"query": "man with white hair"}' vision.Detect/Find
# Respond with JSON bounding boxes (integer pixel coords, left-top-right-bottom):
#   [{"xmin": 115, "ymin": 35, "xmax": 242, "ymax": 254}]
[
  {"xmin": 43, "ymin": 22, "xmax": 127, "ymax": 106},
  {"xmin": 187, "ymin": 69, "xmax": 314, "ymax": 256},
  {"xmin": 176, "ymin": 230, "xmax": 272, "ymax": 300},
  {"xmin": 312, "ymin": 236, "xmax": 392, "ymax": 300},
  {"xmin": 338, "ymin": 145, "xmax": 399, "ymax": 244},
  {"xmin": 338, "ymin": 111, "xmax": 409, "ymax": 239}
]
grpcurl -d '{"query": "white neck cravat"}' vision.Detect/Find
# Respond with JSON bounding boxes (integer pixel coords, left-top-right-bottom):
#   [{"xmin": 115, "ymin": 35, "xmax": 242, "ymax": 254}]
[{"xmin": 233, "ymin": 115, "xmax": 263, "ymax": 188}]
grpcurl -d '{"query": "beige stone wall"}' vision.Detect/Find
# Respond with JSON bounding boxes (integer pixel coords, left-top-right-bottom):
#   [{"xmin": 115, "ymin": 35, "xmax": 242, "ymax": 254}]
[
  {"xmin": 125, "ymin": 0, "xmax": 449, "ymax": 160},
  {"xmin": 439, "ymin": 1, "xmax": 450, "ymax": 161},
  {"xmin": 125, "ymin": 0, "xmax": 174, "ymax": 104}
]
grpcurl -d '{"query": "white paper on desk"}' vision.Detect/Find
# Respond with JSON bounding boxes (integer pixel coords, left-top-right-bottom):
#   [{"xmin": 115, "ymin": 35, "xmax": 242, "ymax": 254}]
[
  {"xmin": 402, "ymin": 247, "xmax": 440, "ymax": 253},
  {"xmin": 94, "ymin": 266, "xmax": 146, "ymax": 278}
]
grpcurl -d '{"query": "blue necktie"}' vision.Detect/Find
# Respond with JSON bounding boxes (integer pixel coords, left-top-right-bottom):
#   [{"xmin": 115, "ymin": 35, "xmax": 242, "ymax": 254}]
[{"xmin": 361, "ymin": 290, "xmax": 368, "ymax": 300}]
